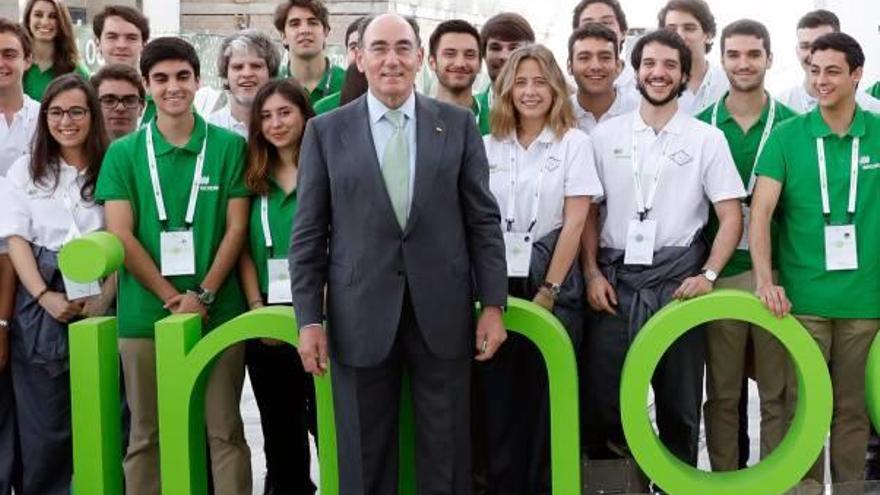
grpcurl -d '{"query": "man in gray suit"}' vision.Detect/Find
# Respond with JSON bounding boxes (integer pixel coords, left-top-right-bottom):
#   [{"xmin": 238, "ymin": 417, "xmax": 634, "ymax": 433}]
[{"xmin": 290, "ymin": 13, "xmax": 508, "ymax": 495}]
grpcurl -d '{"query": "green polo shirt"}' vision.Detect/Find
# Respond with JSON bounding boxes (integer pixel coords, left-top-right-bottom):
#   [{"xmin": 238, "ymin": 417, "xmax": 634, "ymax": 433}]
[
  {"xmin": 23, "ymin": 63, "xmax": 90, "ymax": 101},
  {"xmin": 95, "ymin": 113, "xmax": 250, "ymax": 338},
  {"xmin": 248, "ymin": 181, "xmax": 297, "ymax": 294},
  {"xmin": 697, "ymin": 93, "xmax": 797, "ymax": 277},
  {"xmin": 868, "ymin": 81, "xmax": 880, "ymax": 100},
  {"xmin": 754, "ymin": 106, "xmax": 880, "ymax": 318},
  {"xmin": 473, "ymin": 92, "xmax": 491, "ymax": 135},
  {"xmin": 313, "ymin": 91, "xmax": 340, "ymax": 115},
  {"xmin": 278, "ymin": 58, "xmax": 345, "ymax": 105}
]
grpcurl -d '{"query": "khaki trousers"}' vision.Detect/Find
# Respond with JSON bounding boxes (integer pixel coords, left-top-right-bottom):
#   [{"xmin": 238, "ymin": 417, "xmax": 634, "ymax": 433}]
[
  {"xmin": 705, "ymin": 270, "xmax": 790, "ymax": 470},
  {"xmin": 119, "ymin": 338, "xmax": 251, "ymax": 495},
  {"xmin": 792, "ymin": 316, "xmax": 879, "ymax": 485}
]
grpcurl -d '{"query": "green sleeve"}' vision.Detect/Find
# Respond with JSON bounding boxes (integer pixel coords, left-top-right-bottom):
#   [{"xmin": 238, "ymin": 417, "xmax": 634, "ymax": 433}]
[
  {"xmin": 313, "ymin": 92, "xmax": 340, "ymax": 114},
  {"xmin": 95, "ymin": 141, "xmax": 132, "ymax": 202},
  {"xmin": 226, "ymin": 136, "xmax": 251, "ymax": 199},
  {"xmin": 754, "ymin": 129, "xmax": 786, "ymax": 183},
  {"xmin": 695, "ymin": 106, "xmax": 713, "ymax": 125}
]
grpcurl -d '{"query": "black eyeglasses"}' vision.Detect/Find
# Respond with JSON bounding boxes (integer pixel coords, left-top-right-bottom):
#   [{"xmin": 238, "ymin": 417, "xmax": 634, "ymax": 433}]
[
  {"xmin": 45, "ymin": 106, "xmax": 90, "ymax": 122},
  {"xmin": 98, "ymin": 94, "xmax": 144, "ymax": 110}
]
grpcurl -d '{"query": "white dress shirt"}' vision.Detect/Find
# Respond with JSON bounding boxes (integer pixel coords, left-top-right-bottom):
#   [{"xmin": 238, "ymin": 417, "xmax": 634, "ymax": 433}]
[
  {"xmin": 591, "ymin": 108, "xmax": 745, "ymax": 250},
  {"xmin": 0, "ymin": 155, "xmax": 104, "ymax": 252},
  {"xmin": 678, "ymin": 64, "xmax": 729, "ymax": 116},
  {"xmin": 0, "ymin": 95, "xmax": 40, "ymax": 176},
  {"xmin": 207, "ymin": 104, "xmax": 249, "ymax": 139},
  {"xmin": 571, "ymin": 90, "xmax": 639, "ymax": 134},
  {"xmin": 367, "ymin": 89, "xmax": 417, "ymax": 216},
  {"xmin": 778, "ymin": 83, "xmax": 880, "ymax": 114},
  {"xmin": 484, "ymin": 127, "xmax": 603, "ymax": 241}
]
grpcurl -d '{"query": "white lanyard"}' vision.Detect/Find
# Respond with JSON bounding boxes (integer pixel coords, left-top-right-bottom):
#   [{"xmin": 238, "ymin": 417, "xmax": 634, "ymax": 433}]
[
  {"xmin": 631, "ymin": 131, "xmax": 669, "ymax": 221},
  {"xmin": 711, "ymin": 98, "xmax": 776, "ymax": 195},
  {"xmin": 260, "ymin": 194, "xmax": 275, "ymax": 253},
  {"xmin": 145, "ymin": 123, "xmax": 207, "ymax": 228},
  {"xmin": 60, "ymin": 178, "xmax": 84, "ymax": 239},
  {"xmin": 504, "ymin": 141, "xmax": 552, "ymax": 233},
  {"xmin": 817, "ymin": 136, "xmax": 860, "ymax": 220}
]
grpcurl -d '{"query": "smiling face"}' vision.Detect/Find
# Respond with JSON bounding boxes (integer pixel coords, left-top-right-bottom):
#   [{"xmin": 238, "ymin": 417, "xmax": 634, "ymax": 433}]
[
  {"xmin": 569, "ymin": 35, "xmax": 621, "ymax": 97},
  {"xmin": 636, "ymin": 41, "xmax": 686, "ymax": 107},
  {"xmin": 429, "ymin": 32, "xmax": 480, "ymax": 94},
  {"xmin": 810, "ymin": 49, "xmax": 861, "ymax": 110},
  {"xmin": 28, "ymin": 0, "xmax": 59, "ymax": 43},
  {"xmin": 721, "ymin": 34, "xmax": 771, "ymax": 94},
  {"xmin": 0, "ymin": 32, "xmax": 31, "ymax": 93},
  {"xmin": 283, "ymin": 6, "xmax": 328, "ymax": 60},
  {"xmin": 663, "ymin": 9, "xmax": 709, "ymax": 63},
  {"xmin": 511, "ymin": 58, "xmax": 553, "ymax": 123},
  {"xmin": 260, "ymin": 92, "xmax": 305, "ymax": 150},
  {"xmin": 98, "ymin": 15, "xmax": 145, "ymax": 67},
  {"xmin": 145, "ymin": 59, "xmax": 199, "ymax": 118},
  {"xmin": 227, "ymin": 50, "xmax": 271, "ymax": 107},
  {"xmin": 46, "ymin": 88, "xmax": 91, "ymax": 150},
  {"xmin": 357, "ymin": 14, "xmax": 423, "ymax": 108},
  {"xmin": 485, "ymin": 37, "xmax": 528, "ymax": 82}
]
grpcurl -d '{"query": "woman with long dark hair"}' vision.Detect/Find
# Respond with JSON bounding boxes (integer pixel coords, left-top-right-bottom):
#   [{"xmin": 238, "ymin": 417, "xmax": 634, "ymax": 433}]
[
  {"xmin": 21, "ymin": 0, "xmax": 90, "ymax": 100},
  {"xmin": 238, "ymin": 78, "xmax": 317, "ymax": 494},
  {"xmin": 0, "ymin": 74, "xmax": 111, "ymax": 494}
]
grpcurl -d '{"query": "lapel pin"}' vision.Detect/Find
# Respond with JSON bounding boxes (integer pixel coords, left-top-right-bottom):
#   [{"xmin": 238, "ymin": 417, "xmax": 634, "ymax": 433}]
[{"xmin": 435, "ymin": 126, "xmax": 443, "ymax": 133}]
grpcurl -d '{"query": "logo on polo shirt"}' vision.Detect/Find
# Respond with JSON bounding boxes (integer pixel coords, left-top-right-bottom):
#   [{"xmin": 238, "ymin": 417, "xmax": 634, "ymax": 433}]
[
  {"xmin": 860, "ymin": 155, "xmax": 880, "ymax": 171},
  {"xmin": 668, "ymin": 150, "xmax": 693, "ymax": 166},
  {"xmin": 198, "ymin": 175, "xmax": 219, "ymax": 192},
  {"xmin": 612, "ymin": 147, "xmax": 631, "ymax": 159}
]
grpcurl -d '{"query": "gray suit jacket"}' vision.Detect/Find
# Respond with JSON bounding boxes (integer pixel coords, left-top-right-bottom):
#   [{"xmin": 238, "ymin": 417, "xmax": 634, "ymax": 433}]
[{"xmin": 289, "ymin": 93, "xmax": 507, "ymax": 367}]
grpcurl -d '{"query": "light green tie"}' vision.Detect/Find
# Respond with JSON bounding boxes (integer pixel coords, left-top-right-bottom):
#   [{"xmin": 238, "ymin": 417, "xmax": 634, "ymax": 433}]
[{"xmin": 382, "ymin": 110, "xmax": 410, "ymax": 228}]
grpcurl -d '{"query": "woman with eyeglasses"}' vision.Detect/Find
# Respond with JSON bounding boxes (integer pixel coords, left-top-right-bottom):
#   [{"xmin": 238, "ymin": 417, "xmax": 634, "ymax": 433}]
[
  {"xmin": 0, "ymin": 74, "xmax": 110, "ymax": 494},
  {"xmin": 237, "ymin": 79, "xmax": 317, "ymax": 494},
  {"xmin": 21, "ymin": 0, "xmax": 90, "ymax": 101}
]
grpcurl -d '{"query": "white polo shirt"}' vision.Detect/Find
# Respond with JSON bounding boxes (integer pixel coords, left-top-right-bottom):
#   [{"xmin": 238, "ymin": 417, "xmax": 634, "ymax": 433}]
[
  {"xmin": 571, "ymin": 90, "xmax": 639, "ymax": 134},
  {"xmin": 591, "ymin": 108, "xmax": 744, "ymax": 250},
  {"xmin": 0, "ymin": 155, "xmax": 104, "ymax": 252},
  {"xmin": 777, "ymin": 83, "xmax": 880, "ymax": 114},
  {"xmin": 0, "ymin": 95, "xmax": 40, "ymax": 176},
  {"xmin": 678, "ymin": 64, "xmax": 728, "ymax": 116},
  {"xmin": 207, "ymin": 104, "xmax": 249, "ymax": 139},
  {"xmin": 484, "ymin": 127, "xmax": 603, "ymax": 241}
]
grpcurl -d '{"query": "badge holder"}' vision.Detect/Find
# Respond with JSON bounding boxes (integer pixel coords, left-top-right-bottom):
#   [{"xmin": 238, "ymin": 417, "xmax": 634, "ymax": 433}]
[
  {"xmin": 504, "ymin": 232, "xmax": 533, "ymax": 278},
  {"xmin": 824, "ymin": 224, "xmax": 858, "ymax": 271},
  {"xmin": 624, "ymin": 218, "xmax": 657, "ymax": 266},
  {"xmin": 160, "ymin": 229, "xmax": 196, "ymax": 276},
  {"xmin": 267, "ymin": 258, "xmax": 293, "ymax": 304}
]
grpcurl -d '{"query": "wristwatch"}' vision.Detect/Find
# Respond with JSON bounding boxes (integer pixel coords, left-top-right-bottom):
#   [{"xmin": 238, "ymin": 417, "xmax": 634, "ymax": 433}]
[
  {"xmin": 701, "ymin": 268, "xmax": 719, "ymax": 283},
  {"xmin": 187, "ymin": 287, "xmax": 216, "ymax": 306},
  {"xmin": 539, "ymin": 280, "xmax": 562, "ymax": 299},
  {"xmin": 0, "ymin": 319, "xmax": 8, "ymax": 329}
]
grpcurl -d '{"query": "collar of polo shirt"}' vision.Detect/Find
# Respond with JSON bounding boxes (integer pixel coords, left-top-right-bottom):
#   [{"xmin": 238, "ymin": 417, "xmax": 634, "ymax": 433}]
[{"xmin": 807, "ymin": 105, "xmax": 867, "ymax": 139}]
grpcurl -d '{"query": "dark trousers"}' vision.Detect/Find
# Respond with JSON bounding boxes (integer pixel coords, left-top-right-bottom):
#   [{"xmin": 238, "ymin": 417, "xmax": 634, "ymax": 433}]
[
  {"xmin": 9, "ymin": 333, "xmax": 72, "ymax": 495},
  {"xmin": 330, "ymin": 291, "xmax": 472, "ymax": 495},
  {"xmin": 0, "ymin": 365, "xmax": 18, "ymax": 495},
  {"xmin": 583, "ymin": 312, "xmax": 706, "ymax": 465},
  {"xmin": 246, "ymin": 338, "xmax": 315, "ymax": 495}
]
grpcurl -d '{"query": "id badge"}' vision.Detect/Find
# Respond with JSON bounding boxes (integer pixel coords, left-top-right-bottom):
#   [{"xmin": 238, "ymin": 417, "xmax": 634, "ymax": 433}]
[
  {"xmin": 737, "ymin": 204, "xmax": 751, "ymax": 251},
  {"xmin": 624, "ymin": 219, "xmax": 657, "ymax": 266},
  {"xmin": 503, "ymin": 232, "xmax": 533, "ymax": 277},
  {"xmin": 267, "ymin": 258, "xmax": 293, "ymax": 304},
  {"xmin": 160, "ymin": 230, "xmax": 196, "ymax": 276},
  {"xmin": 824, "ymin": 224, "xmax": 858, "ymax": 271},
  {"xmin": 63, "ymin": 276, "xmax": 101, "ymax": 301}
]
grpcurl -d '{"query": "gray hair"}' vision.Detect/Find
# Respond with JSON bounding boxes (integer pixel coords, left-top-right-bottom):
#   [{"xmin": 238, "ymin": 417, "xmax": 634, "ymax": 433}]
[{"xmin": 216, "ymin": 29, "xmax": 281, "ymax": 82}]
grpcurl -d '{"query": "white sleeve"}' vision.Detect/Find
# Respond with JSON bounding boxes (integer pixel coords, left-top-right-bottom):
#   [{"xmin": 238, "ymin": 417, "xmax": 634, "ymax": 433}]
[
  {"xmin": 0, "ymin": 171, "xmax": 31, "ymax": 242},
  {"xmin": 562, "ymin": 129, "xmax": 604, "ymax": 198},
  {"xmin": 701, "ymin": 128, "xmax": 747, "ymax": 203}
]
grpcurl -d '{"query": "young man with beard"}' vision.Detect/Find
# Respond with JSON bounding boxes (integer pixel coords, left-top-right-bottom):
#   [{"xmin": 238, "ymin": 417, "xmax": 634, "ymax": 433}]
[
  {"xmin": 91, "ymin": 64, "xmax": 146, "ymax": 140},
  {"xmin": 428, "ymin": 19, "xmax": 489, "ymax": 135},
  {"xmin": 752, "ymin": 32, "xmax": 880, "ymax": 488},
  {"xmin": 658, "ymin": 0, "xmax": 728, "ymax": 115},
  {"xmin": 695, "ymin": 19, "xmax": 797, "ymax": 471},
  {"xmin": 582, "ymin": 29, "xmax": 744, "ymax": 464},
  {"xmin": 571, "ymin": 0, "xmax": 638, "ymax": 102},
  {"xmin": 567, "ymin": 22, "xmax": 638, "ymax": 134},
  {"xmin": 274, "ymin": 0, "xmax": 345, "ymax": 105},
  {"xmin": 477, "ymin": 13, "xmax": 534, "ymax": 110},
  {"xmin": 777, "ymin": 10, "xmax": 880, "ymax": 114},
  {"xmin": 208, "ymin": 30, "xmax": 279, "ymax": 139}
]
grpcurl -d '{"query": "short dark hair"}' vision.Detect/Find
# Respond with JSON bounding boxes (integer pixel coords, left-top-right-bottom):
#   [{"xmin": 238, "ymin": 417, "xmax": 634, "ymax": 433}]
[
  {"xmin": 631, "ymin": 29, "xmax": 692, "ymax": 96},
  {"xmin": 811, "ymin": 32, "xmax": 864, "ymax": 73},
  {"xmin": 357, "ymin": 15, "xmax": 422, "ymax": 49},
  {"xmin": 657, "ymin": 0, "xmax": 717, "ymax": 53},
  {"xmin": 344, "ymin": 16, "xmax": 365, "ymax": 48},
  {"xmin": 90, "ymin": 63, "xmax": 146, "ymax": 100},
  {"xmin": 429, "ymin": 19, "xmax": 480, "ymax": 58},
  {"xmin": 273, "ymin": 0, "xmax": 330, "ymax": 33},
  {"xmin": 571, "ymin": 0, "xmax": 628, "ymax": 34},
  {"xmin": 479, "ymin": 13, "xmax": 535, "ymax": 57},
  {"xmin": 0, "ymin": 17, "xmax": 32, "ymax": 59},
  {"xmin": 568, "ymin": 23, "xmax": 619, "ymax": 61},
  {"xmin": 92, "ymin": 6, "xmax": 150, "ymax": 42},
  {"xmin": 797, "ymin": 9, "xmax": 840, "ymax": 31},
  {"xmin": 720, "ymin": 19, "xmax": 771, "ymax": 56},
  {"xmin": 139, "ymin": 37, "xmax": 200, "ymax": 79}
]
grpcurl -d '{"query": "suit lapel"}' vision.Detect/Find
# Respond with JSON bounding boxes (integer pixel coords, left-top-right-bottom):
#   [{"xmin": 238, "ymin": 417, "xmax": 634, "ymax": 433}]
[
  {"xmin": 341, "ymin": 96, "xmax": 401, "ymax": 232},
  {"xmin": 406, "ymin": 95, "xmax": 446, "ymax": 233}
]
